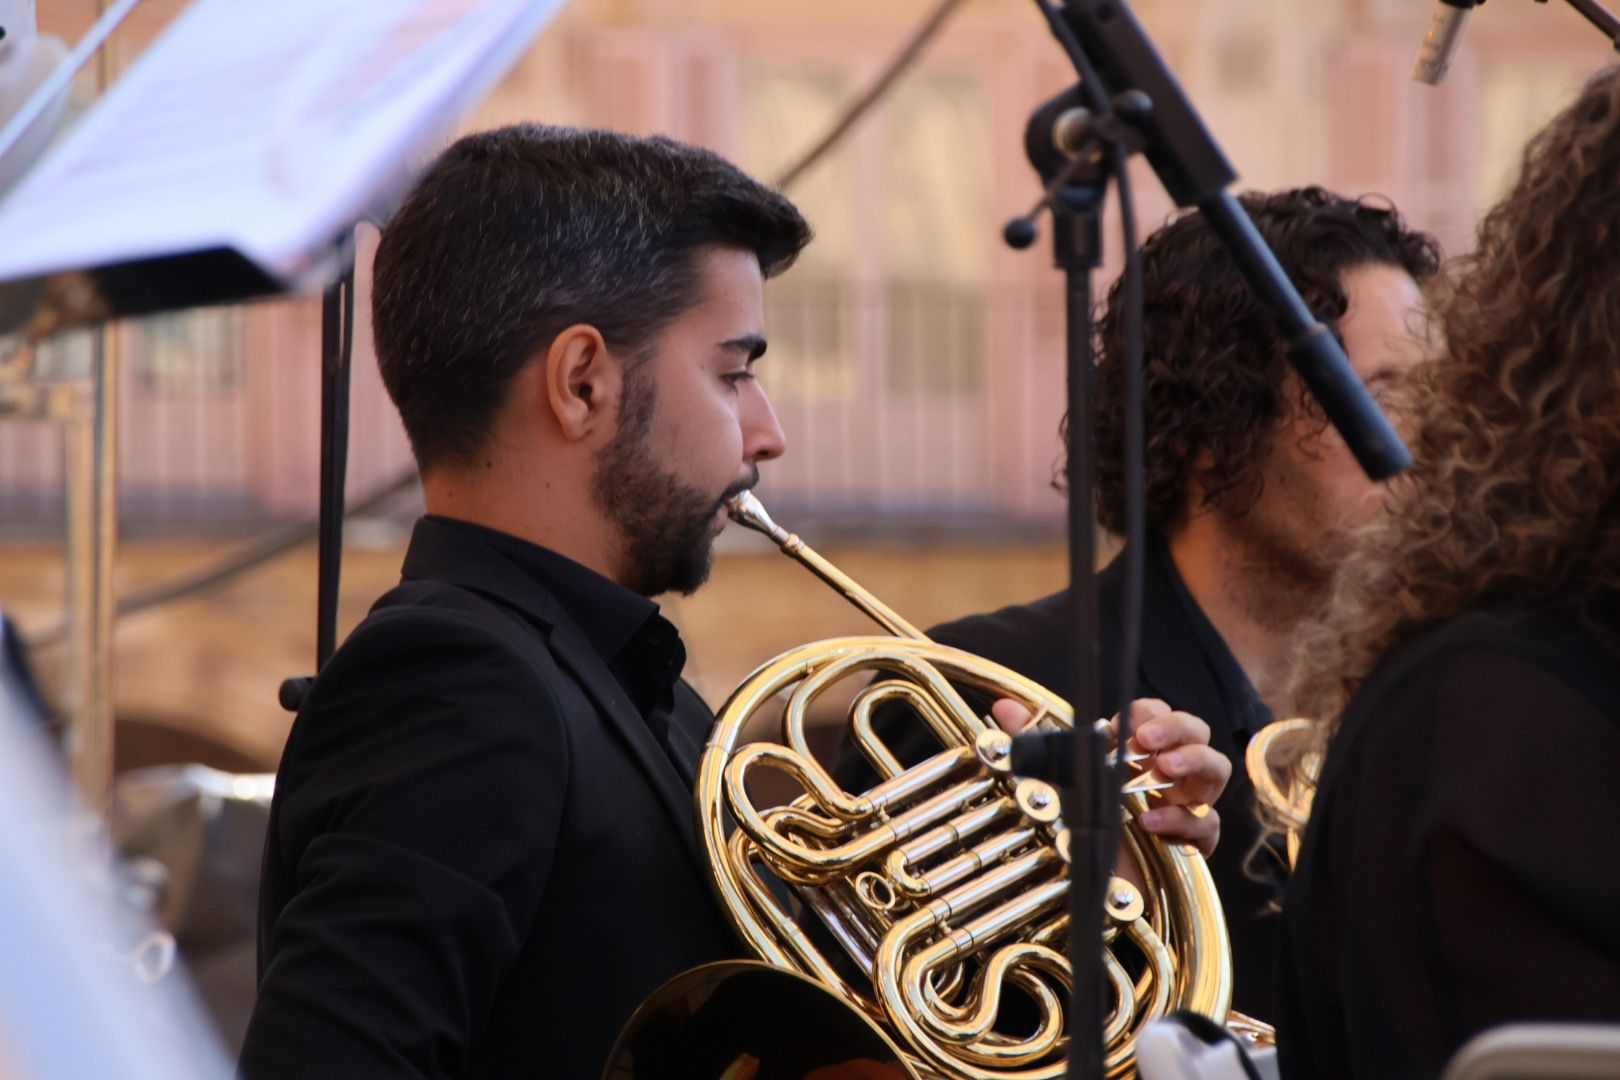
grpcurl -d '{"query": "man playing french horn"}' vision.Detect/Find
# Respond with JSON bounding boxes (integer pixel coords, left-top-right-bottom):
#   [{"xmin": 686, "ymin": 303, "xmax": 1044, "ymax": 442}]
[
  {"xmin": 912, "ymin": 189, "xmax": 1439, "ymax": 1025},
  {"xmin": 237, "ymin": 125, "xmax": 1234, "ymax": 1080}
]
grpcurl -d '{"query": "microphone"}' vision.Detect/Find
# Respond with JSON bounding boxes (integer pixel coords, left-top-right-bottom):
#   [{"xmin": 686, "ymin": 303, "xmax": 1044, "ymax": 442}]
[{"xmin": 1412, "ymin": 0, "xmax": 1481, "ymax": 86}]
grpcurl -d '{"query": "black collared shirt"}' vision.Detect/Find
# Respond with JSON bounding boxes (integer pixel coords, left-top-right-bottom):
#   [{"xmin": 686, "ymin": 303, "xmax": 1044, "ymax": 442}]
[
  {"xmin": 1151, "ymin": 534, "xmax": 1273, "ymax": 745},
  {"xmin": 244, "ymin": 513, "xmax": 738, "ymax": 1080},
  {"xmin": 422, "ymin": 515, "xmax": 689, "ymax": 756}
]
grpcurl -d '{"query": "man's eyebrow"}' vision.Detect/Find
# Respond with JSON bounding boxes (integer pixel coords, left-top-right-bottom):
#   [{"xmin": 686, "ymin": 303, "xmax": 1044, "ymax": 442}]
[{"xmin": 720, "ymin": 334, "xmax": 767, "ymax": 361}]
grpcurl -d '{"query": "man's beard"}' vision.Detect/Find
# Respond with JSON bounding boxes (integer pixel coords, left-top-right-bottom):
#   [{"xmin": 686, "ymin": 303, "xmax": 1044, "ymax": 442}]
[
  {"xmin": 1214, "ymin": 472, "xmax": 1345, "ymax": 632},
  {"xmin": 591, "ymin": 377, "xmax": 756, "ymax": 597}
]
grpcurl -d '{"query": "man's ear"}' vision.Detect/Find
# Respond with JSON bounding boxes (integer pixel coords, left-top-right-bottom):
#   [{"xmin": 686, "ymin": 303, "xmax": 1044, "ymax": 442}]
[
  {"xmin": 1180, "ymin": 447, "xmax": 1220, "ymax": 521},
  {"xmin": 543, "ymin": 324, "xmax": 620, "ymax": 443}
]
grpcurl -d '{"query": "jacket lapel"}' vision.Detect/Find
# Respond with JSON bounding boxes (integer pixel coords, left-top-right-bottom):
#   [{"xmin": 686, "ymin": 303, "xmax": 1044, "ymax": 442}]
[
  {"xmin": 398, "ymin": 518, "xmax": 705, "ymax": 867},
  {"xmin": 664, "ymin": 683, "xmax": 708, "ymax": 787},
  {"xmin": 542, "ymin": 617, "xmax": 706, "ymax": 865}
]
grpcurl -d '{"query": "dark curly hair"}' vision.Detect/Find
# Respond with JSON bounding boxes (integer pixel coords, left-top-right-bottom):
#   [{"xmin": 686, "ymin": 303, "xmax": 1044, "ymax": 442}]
[
  {"xmin": 1286, "ymin": 65, "xmax": 1620, "ymax": 752},
  {"xmin": 1090, "ymin": 187, "xmax": 1440, "ymax": 535}
]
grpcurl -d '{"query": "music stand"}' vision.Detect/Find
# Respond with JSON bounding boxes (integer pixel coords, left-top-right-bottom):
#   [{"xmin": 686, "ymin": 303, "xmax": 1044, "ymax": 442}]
[{"xmin": 0, "ymin": 0, "xmax": 571, "ymax": 807}]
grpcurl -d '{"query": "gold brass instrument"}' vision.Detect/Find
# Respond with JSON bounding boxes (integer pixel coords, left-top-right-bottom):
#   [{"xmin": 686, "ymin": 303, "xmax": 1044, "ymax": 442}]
[
  {"xmin": 1244, "ymin": 718, "xmax": 1320, "ymax": 868},
  {"xmin": 669, "ymin": 492, "xmax": 1236, "ymax": 1078}
]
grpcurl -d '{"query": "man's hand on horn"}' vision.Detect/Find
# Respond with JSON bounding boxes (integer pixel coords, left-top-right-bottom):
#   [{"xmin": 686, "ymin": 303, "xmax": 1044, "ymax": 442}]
[{"xmin": 988, "ymin": 697, "xmax": 1230, "ymax": 876}]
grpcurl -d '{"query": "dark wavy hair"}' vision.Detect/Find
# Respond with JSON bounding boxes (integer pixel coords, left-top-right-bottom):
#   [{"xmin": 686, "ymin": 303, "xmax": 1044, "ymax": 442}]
[
  {"xmin": 1089, "ymin": 187, "xmax": 1441, "ymax": 535},
  {"xmin": 1286, "ymin": 65, "xmax": 1620, "ymax": 766}
]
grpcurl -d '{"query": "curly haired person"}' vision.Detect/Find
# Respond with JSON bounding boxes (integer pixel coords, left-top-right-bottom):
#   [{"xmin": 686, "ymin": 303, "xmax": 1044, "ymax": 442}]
[
  {"xmin": 1276, "ymin": 65, "xmax": 1620, "ymax": 1079},
  {"xmin": 924, "ymin": 188, "xmax": 1439, "ymax": 1020}
]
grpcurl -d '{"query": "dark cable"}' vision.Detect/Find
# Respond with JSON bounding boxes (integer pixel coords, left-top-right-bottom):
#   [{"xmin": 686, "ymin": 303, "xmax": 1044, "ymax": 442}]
[
  {"xmin": 1552, "ymin": 0, "xmax": 1620, "ymax": 48},
  {"xmin": 24, "ymin": 468, "xmax": 419, "ymax": 651},
  {"xmin": 1031, "ymin": 0, "xmax": 1119, "ymax": 117},
  {"xmin": 773, "ymin": 0, "xmax": 972, "ymax": 189}
]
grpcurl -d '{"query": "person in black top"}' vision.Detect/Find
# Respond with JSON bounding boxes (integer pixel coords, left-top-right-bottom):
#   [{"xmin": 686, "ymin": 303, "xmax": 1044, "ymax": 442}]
[
  {"xmin": 1275, "ymin": 64, "xmax": 1620, "ymax": 1079},
  {"xmin": 922, "ymin": 189, "xmax": 1440, "ymax": 1022},
  {"xmin": 237, "ymin": 126, "xmax": 814, "ymax": 1080}
]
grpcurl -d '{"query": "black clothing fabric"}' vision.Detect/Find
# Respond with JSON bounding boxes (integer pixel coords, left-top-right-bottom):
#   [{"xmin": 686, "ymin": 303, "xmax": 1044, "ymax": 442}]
[
  {"xmin": 1276, "ymin": 608, "xmax": 1620, "ymax": 1080},
  {"xmin": 240, "ymin": 516, "xmax": 738, "ymax": 1080},
  {"xmin": 919, "ymin": 537, "xmax": 1283, "ymax": 1021},
  {"xmin": 421, "ymin": 516, "xmax": 691, "ymax": 769},
  {"xmin": 1155, "ymin": 541, "xmax": 1273, "ymax": 744}
]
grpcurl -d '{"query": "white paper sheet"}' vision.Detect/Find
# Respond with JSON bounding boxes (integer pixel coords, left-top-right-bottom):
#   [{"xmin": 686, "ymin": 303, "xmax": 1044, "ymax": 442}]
[
  {"xmin": 0, "ymin": 0, "xmax": 568, "ymax": 290},
  {"xmin": 0, "ymin": 709, "xmax": 234, "ymax": 1080}
]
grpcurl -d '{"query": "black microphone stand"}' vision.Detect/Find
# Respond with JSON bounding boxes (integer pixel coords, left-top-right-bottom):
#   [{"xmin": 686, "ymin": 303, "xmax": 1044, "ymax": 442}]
[
  {"xmin": 1006, "ymin": 2, "xmax": 1416, "ymax": 1076},
  {"xmin": 1045, "ymin": 0, "xmax": 1413, "ymax": 481},
  {"xmin": 1004, "ymin": 85, "xmax": 1119, "ymax": 1080}
]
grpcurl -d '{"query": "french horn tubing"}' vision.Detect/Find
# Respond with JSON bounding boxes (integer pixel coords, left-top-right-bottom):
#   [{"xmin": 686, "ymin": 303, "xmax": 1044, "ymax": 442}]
[
  {"xmin": 1244, "ymin": 717, "xmax": 1320, "ymax": 869},
  {"xmin": 619, "ymin": 492, "xmax": 1250, "ymax": 1079}
]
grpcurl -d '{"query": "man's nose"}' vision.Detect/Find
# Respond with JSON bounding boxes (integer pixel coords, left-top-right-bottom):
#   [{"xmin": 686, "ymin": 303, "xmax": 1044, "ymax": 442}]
[{"xmin": 744, "ymin": 383, "xmax": 786, "ymax": 463}]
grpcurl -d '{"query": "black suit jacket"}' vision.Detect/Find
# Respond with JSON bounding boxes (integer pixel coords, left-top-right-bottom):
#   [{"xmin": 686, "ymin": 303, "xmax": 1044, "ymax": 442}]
[
  {"xmin": 240, "ymin": 519, "xmax": 738, "ymax": 1080},
  {"xmin": 923, "ymin": 543, "xmax": 1283, "ymax": 1021}
]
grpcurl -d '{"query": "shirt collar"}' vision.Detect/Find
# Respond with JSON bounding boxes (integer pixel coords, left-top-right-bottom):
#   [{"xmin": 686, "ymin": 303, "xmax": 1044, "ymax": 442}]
[
  {"xmin": 419, "ymin": 515, "xmax": 683, "ymax": 691},
  {"xmin": 1149, "ymin": 533, "xmax": 1273, "ymax": 740}
]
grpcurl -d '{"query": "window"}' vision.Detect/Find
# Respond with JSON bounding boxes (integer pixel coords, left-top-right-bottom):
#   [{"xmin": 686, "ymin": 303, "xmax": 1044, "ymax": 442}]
[{"xmin": 742, "ymin": 66, "xmax": 856, "ymax": 401}]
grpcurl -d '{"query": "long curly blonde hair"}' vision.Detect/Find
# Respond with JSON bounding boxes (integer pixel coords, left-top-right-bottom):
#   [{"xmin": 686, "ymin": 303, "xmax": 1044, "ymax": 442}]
[{"xmin": 1285, "ymin": 64, "xmax": 1620, "ymax": 765}]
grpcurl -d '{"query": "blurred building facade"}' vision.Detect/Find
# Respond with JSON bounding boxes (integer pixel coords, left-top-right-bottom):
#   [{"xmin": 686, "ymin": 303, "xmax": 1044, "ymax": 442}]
[{"xmin": 5, "ymin": 0, "xmax": 1611, "ymax": 539}]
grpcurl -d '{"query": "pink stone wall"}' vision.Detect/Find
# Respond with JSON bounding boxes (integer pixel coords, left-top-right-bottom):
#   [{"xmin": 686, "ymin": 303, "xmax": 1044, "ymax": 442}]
[{"xmin": 5, "ymin": 0, "xmax": 1608, "ymax": 531}]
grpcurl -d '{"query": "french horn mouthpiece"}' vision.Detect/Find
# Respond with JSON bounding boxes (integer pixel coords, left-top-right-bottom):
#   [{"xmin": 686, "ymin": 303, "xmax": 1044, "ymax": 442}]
[{"xmin": 725, "ymin": 490, "xmax": 790, "ymax": 546}]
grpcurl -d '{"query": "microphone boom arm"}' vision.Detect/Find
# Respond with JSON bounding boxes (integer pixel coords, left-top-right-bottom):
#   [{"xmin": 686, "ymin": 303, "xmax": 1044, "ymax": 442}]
[
  {"xmin": 1046, "ymin": 0, "xmax": 1414, "ymax": 480},
  {"xmin": 1556, "ymin": 0, "xmax": 1620, "ymax": 49}
]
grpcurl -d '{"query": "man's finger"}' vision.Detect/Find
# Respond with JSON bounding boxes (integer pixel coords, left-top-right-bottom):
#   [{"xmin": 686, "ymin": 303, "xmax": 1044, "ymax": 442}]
[
  {"xmin": 1110, "ymin": 697, "xmax": 1170, "ymax": 734},
  {"xmin": 1134, "ymin": 708, "xmax": 1211, "ymax": 752},
  {"xmin": 1153, "ymin": 744, "xmax": 1231, "ymax": 806},
  {"xmin": 990, "ymin": 698, "xmax": 1035, "ymax": 734},
  {"xmin": 1139, "ymin": 804, "xmax": 1222, "ymax": 858},
  {"xmin": 1102, "ymin": 698, "xmax": 1171, "ymax": 748}
]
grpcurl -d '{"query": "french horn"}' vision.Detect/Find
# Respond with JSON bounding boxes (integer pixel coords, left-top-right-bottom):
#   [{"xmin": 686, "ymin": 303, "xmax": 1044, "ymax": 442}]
[
  {"xmin": 1244, "ymin": 717, "xmax": 1319, "ymax": 868},
  {"xmin": 611, "ymin": 493, "xmax": 1247, "ymax": 1079}
]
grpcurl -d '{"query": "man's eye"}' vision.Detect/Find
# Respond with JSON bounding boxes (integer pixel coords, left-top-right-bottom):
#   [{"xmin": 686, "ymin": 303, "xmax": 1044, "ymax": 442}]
[{"xmin": 723, "ymin": 371, "xmax": 754, "ymax": 386}]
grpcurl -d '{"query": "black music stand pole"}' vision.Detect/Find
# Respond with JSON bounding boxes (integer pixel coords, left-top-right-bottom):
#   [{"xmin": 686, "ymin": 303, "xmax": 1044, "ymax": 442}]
[{"xmin": 315, "ymin": 251, "xmax": 356, "ymax": 671}]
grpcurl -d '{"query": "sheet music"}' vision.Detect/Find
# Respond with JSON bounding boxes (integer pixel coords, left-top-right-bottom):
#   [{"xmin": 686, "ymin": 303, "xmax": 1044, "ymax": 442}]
[
  {"xmin": 0, "ymin": 0, "xmax": 568, "ymax": 290},
  {"xmin": 0, "ymin": 714, "xmax": 234, "ymax": 1080}
]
